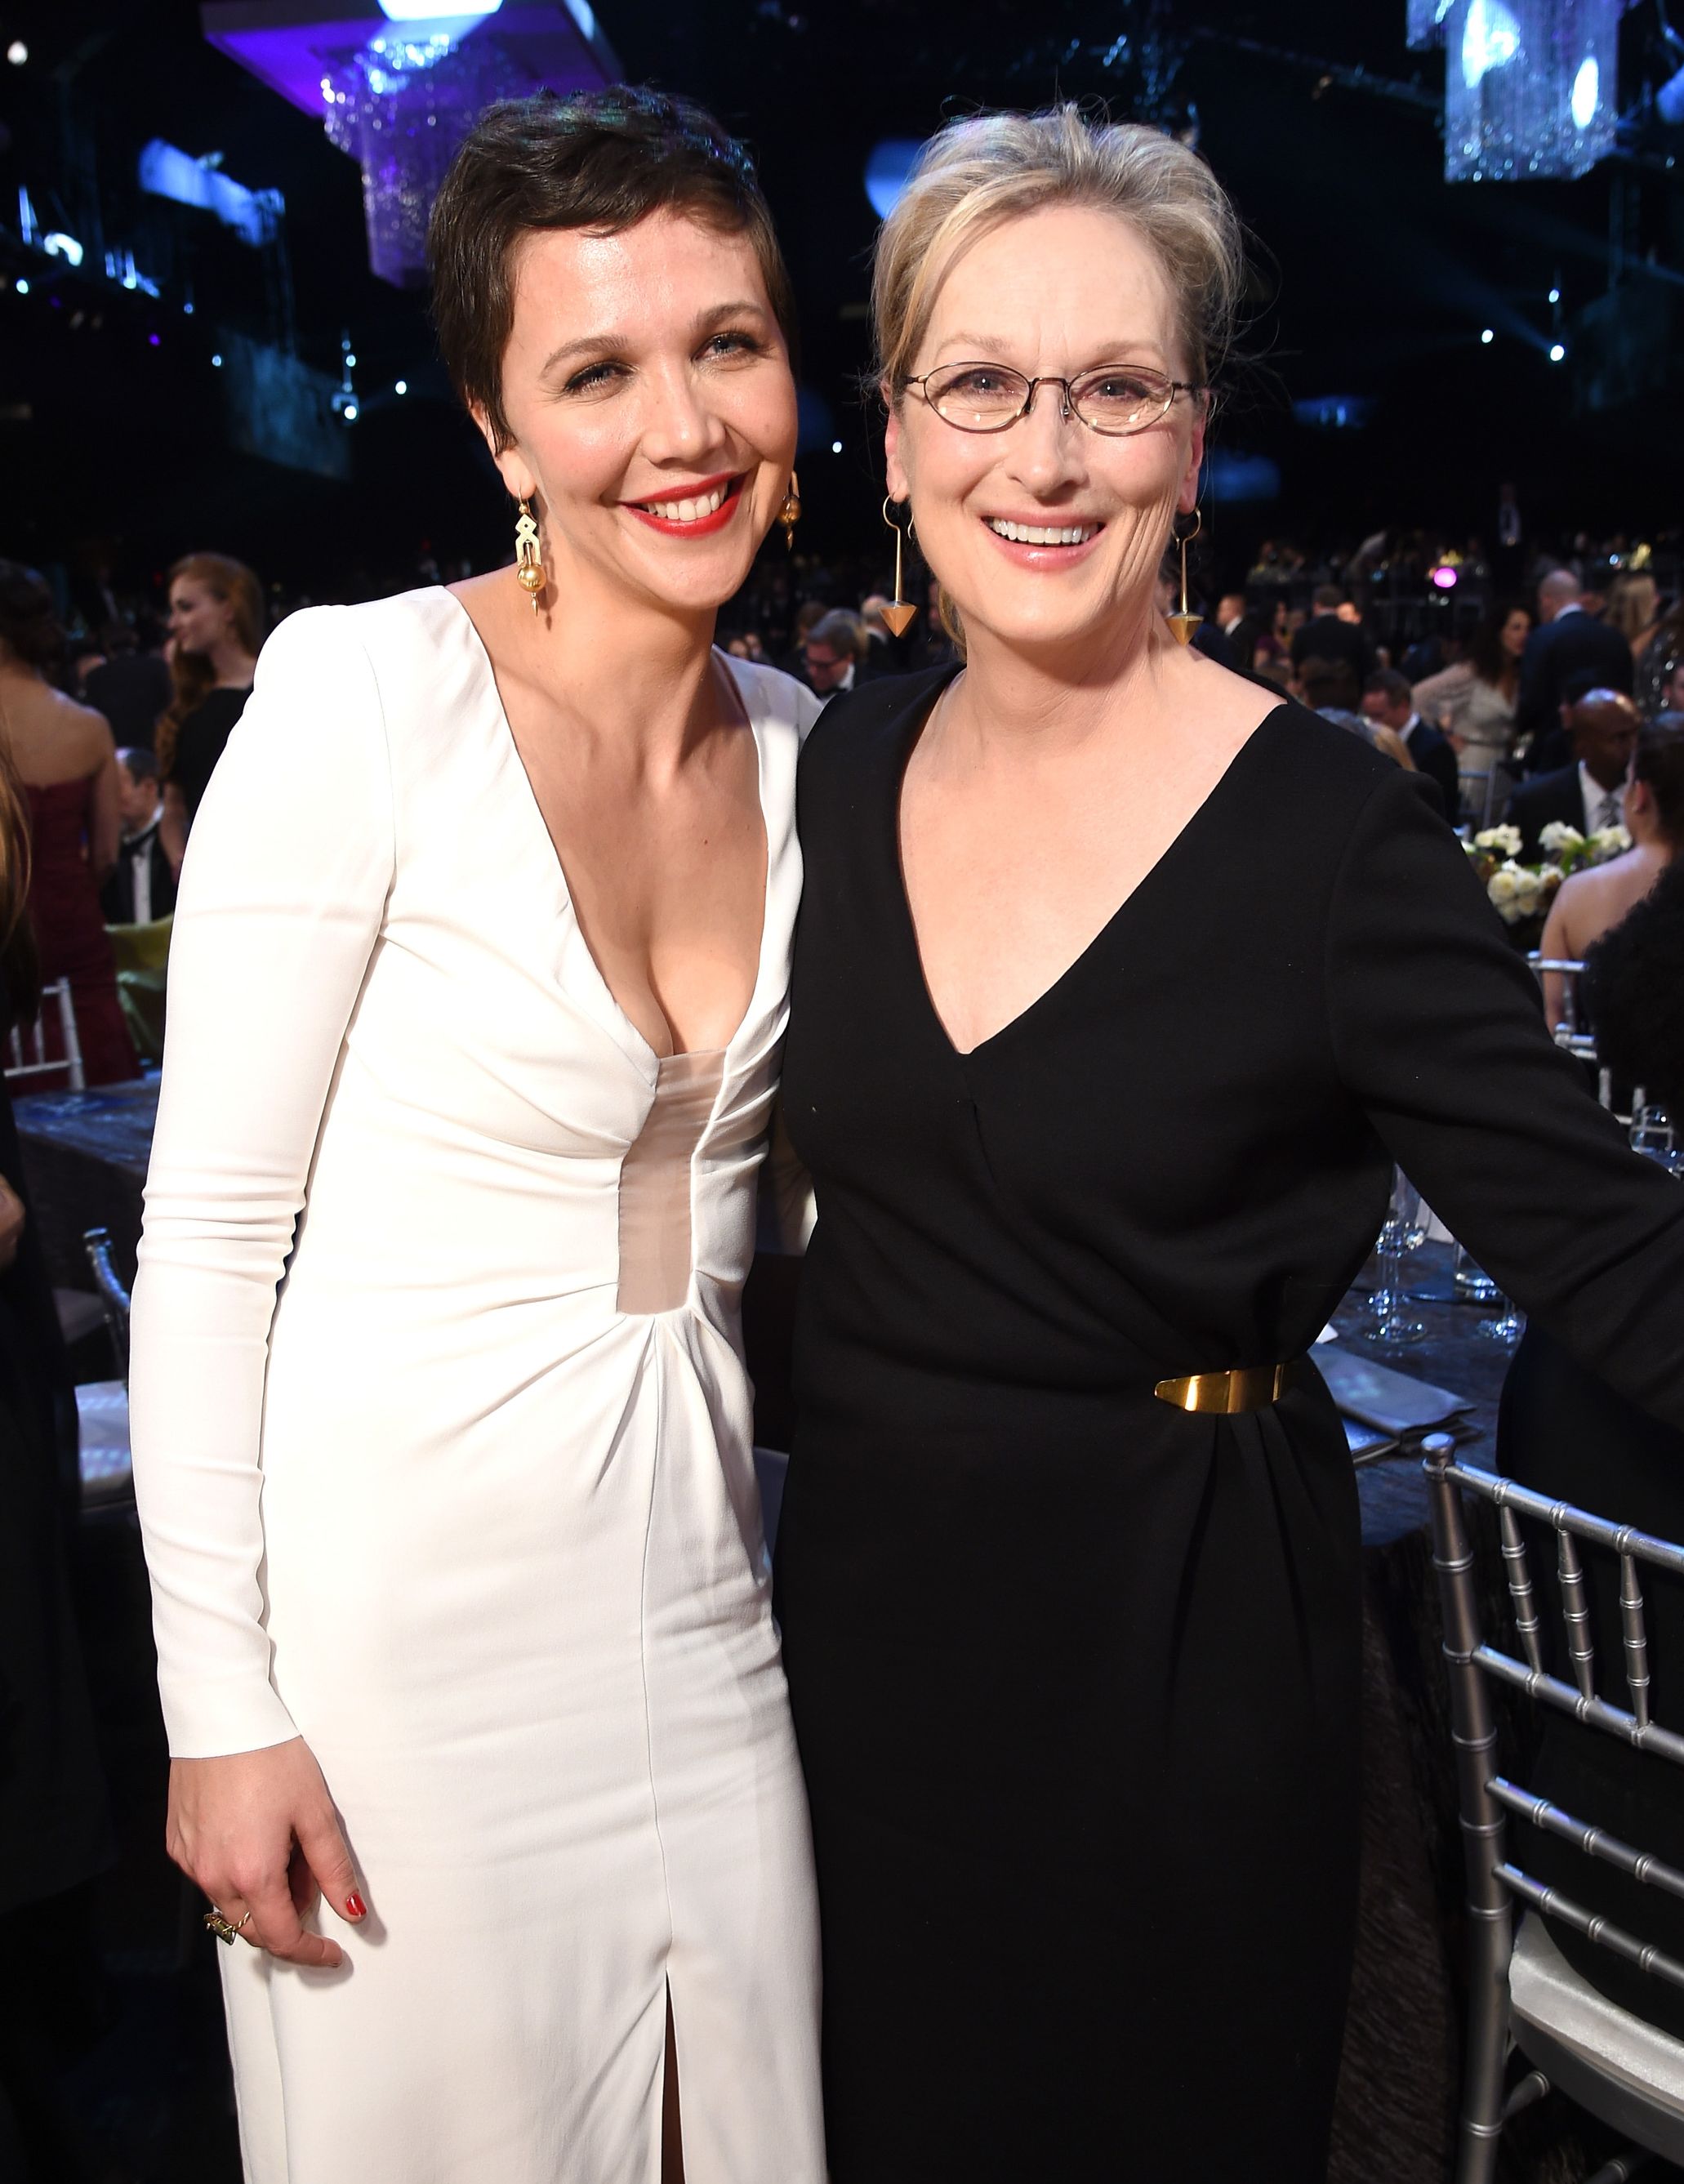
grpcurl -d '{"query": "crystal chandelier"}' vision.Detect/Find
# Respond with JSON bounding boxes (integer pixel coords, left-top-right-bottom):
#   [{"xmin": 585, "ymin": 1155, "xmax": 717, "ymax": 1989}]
[{"xmin": 1407, "ymin": 0, "xmax": 1635, "ymax": 180}]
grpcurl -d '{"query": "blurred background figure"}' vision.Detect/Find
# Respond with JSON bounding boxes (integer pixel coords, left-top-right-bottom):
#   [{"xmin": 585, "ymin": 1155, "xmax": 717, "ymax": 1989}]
[
  {"xmin": 1539, "ymin": 721, "xmax": 1684, "ymax": 1023},
  {"xmin": 801, "ymin": 609, "xmax": 868, "ymax": 702},
  {"xmin": 0, "ymin": 562, "xmax": 137, "ymax": 1087},
  {"xmin": 1360, "ymin": 668, "xmax": 1460, "ymax": 812},
  {"xmin": 82, "ymin": 613, "xmax": 172, "ymax": 755},
  {"xmin": 100, "ymin": 747, "xmax": 176, "ymax": 929},
  {"xmin": 157, "ymin": 553, "xmax": 263, "ymax": 876}
]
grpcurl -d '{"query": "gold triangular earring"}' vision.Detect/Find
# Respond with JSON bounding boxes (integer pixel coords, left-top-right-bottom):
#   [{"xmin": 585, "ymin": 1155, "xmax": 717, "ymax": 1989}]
[
  {"xmin": 1166, "ymin": 506, "xmax": 1203, "ymax": 645},
  {"xmin": 779, "ymin": 471, "xmax": 801, "ymax": 550},
  {"xmin": 880, "ymin": 497, "xmax": 918, "ymax": 637}
]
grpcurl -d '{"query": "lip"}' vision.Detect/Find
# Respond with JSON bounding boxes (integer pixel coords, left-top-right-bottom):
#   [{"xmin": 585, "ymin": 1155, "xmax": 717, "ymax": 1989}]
[
  {"xmin": 978, "ymin": 512, "xmax": 1107, "ymax": 568},
  {"xmin": 623, "ymin": 471, "xmax": 746, "ymax": 537}
]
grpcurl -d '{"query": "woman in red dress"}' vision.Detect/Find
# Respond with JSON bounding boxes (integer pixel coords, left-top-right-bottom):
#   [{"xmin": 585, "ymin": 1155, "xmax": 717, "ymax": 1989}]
[{"xmin": 0, "ymin": 562, "xmax": 138, "ymax": 1087}]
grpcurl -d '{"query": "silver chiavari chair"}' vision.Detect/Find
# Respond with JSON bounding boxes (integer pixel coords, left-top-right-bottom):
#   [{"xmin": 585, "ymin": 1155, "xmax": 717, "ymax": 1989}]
[
  {"xmin": 1528, "ymin": 953, "xmax": 1609, "ymax": 1103},
  {"xmin": 3, "ymin": 974, "xmax": 86, "ymax": 1092},
  {"xmin": 1426, "ymin": 1435, "xmax": 1684, "ymax": 2182},
  {"xmin": 75, "ymin": 1225, "xmax": 133, "ymax": 1514}
]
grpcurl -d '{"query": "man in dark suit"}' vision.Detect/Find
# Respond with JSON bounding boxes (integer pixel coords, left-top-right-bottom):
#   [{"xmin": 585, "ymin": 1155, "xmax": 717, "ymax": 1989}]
[
  {"xmin": 100, "ymin": 747, "xmax": 178, "ymax": 925},
  {"xmin": 1289, "ymin": 584, "xmax": 1375, "ymax": 684},
  {"xmin": 1516, "ymin": 568, "xmax": 1633, "ymax": 763},
  {"xmin": 1360, "ymin": 670, "xmax": 1460, "ymax": 816},
  {"xmin": 1504, "ymin": 689, "xmax": 1640, "ymax": 859}
]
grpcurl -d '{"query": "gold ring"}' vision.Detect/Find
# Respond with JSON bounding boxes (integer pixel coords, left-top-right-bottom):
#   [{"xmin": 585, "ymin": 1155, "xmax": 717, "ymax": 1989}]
[{"xmin": 204, "ymin": 1907, "xmax": 254, "ymax": 1946}]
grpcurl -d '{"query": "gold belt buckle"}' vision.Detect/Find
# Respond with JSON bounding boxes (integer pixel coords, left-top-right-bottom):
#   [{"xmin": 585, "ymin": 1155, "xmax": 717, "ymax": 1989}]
[{"xmin": 1153, "ymin": 1362, "xmax": 1293, "ymax": 1415}]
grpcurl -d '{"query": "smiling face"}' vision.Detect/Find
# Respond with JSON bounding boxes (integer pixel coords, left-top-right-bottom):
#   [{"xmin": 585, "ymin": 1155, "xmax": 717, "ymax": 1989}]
[
  {"xmin": 483, "ymin": 209, "xmax": 798, "ymax": 622},
  {"xmin": 167, "ymin": 577, "xmax": 236, "ymax": 659},
  {"xmin": 884, "ymin": 203, "xmax": 1205, "ymax": 665}
]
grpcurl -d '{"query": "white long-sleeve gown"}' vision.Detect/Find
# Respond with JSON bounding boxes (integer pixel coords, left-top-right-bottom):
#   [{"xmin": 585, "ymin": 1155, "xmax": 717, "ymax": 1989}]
[{"xmin": 129, "ymin": 588, "xmax": 826, "ymax": 2184}]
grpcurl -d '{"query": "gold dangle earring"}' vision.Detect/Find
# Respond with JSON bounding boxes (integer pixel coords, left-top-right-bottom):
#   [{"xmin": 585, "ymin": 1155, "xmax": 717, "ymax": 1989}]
[
  {"xmin": 1166, "ymin": 507, "xmax": 1203, "ymax": 645},
  {"xmin": 514, "ymin": 497, "xmax": 544, "ymax": 614},
  {"xmin": 779, "ymin": 470, "xmax": 801, "ymax": 550},
  {"xmin": 880, "ymin": 497, "xmax": 918, "ymax": 636}
]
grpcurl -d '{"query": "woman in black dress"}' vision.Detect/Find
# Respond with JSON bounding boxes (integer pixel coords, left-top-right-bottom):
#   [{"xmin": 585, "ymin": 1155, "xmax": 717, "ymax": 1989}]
[
  {"xmin": 773, "ymin": 108, "xmax": 1684, "ymax": 2180},
  {"xmin": 157, "ymin": 551, "xmax": 262, "ymax": 875}
]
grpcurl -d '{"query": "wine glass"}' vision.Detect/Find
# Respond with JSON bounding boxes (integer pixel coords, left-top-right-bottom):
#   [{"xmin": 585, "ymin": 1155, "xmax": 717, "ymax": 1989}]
[
  {"xmin": 1363, "ymin": 1170, "xmax": 1428, "ymax": 1346},
  {"xmin": 1631, "ymin": 1097, "xmax": 1683, "ymax": 1179},
  {"xmin": 1476, "ymin": 1290, "xmax": 1524, "ymax": 1347},
  {"xmin": 1451, "ymin": 1242, "xmax": 1501, "ymax": 1305}
]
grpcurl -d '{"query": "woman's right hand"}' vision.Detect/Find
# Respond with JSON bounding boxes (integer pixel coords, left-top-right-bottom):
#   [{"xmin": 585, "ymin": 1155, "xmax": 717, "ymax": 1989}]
[{"xmin": 167, "ymin": 1736, "xmax": 368, "ymax": 1968}]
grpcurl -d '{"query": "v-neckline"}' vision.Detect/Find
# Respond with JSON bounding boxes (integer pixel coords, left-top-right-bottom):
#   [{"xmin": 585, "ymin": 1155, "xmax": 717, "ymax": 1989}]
[
  {"xmin": 889, "ymin": 677, "xmax": 1289, "ymax": 1062},
  {"xmin": 436, "ymin": 586, "xmax": 773, "ymax": 1070}
]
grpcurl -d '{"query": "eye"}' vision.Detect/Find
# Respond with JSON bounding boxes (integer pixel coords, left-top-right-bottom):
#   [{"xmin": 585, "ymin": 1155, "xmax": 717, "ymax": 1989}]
[
  {"xmin": 944, "ymin": 366, "xmax": 1012, "ymax": 396},
  {"xmin": 563, "ymin": 359, "xmax": 626, "ymax": 395},
  {"xmin": 700, "ymin": 329, "xmax": 764, "ymax": 362}
]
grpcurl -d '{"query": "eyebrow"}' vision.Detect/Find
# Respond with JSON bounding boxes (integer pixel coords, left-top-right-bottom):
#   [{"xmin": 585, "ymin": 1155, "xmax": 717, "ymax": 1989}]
[
  {"xmin": 540, "ymin": 299, "xmax": 772, "ymax": 379},
  {"xmin": 930, "ymin": 332, "xmax": 1170, "ymax": 368}
]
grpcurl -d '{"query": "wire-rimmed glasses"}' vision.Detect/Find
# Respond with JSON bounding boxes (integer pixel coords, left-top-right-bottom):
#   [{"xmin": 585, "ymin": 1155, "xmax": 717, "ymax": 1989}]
[{"xmin": 901, "ymin": 361, "xmax": 1205, "ymax": 438}]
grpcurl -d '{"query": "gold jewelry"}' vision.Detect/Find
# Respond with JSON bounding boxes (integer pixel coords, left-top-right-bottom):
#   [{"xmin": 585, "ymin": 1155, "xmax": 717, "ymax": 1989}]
[
  {"xmin": 779, "ymin": 470, "xmax": 801, "ymax": 550},
  {"xmin": 1167, "ymin": 507, "xmax": 1203, "ymax": 645},
  {"xmin": 204, "ymin": 1906, "xmax": 254, "ymax": 1946},
  {"xmin": 1155, "ymin": 1362, "xmax": 1294, "ymax": 1414},
  {"xmin": 880, "ymin": 497, "xmax": 918, "ymax": 637},
  {"xmin": 514, "ymin": 497, "xmax": 544, "ymax": 615}
]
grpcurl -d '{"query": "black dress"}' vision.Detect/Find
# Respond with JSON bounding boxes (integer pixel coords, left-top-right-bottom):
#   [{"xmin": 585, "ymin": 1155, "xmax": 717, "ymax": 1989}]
[
  {"xmin": 167, "ymin": 684, "xmax": 251, "ymax": 823},
  {"xmin": 774, "ymin": 671, "xmax": 1684, "ymax": 2182}
]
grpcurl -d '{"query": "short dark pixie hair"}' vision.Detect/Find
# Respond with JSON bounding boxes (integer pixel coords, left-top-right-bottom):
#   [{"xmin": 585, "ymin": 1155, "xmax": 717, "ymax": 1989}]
[{"xmin": 427, "ymin": 87, "xmax": 797, "ymax": 452}]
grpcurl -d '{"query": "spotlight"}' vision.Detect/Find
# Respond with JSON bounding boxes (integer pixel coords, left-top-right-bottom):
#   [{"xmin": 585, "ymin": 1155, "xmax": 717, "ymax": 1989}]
[
  {"xmin": 13, "ymin": 278, "xmax": 28, "ymax": 295},
  {"xmin": 394, "ymin": 378, "xmax": 408, "ymax": 394},
  {"xmin": 1548, "ymin": 286, "xmax": 1561, "ymax": 304},
  {"xmin": 6, "ymin": 40, "xmax": 25, "ymax": 65},
  {"xmin": 345, "ymin": 351, "xmax": 357, "ymax": 368},
  {"xmin": 1548, "ymin": 342, "xmax": 1566, "ymax": 363},
  {"xmin": 343, "ymin": 401, "xmax": 359, "ymax": 421},
  {"xmin": 831, "ymin": 439, "xmax": 843, "ymax": 452},
  {"xmin": 211, "ymin": 352, "xmax": 223, "ymax": 367},
  {"xmin": 148, "ymin": 332, "xmax": 161, "ymax": 347},
  {"xmin": 1481, "ymin": 328, "xmax": 1495, "ymax": 344},
  {"xmin": 184, "ymin": 301, "xmax": 194, "ymax": 315},
  {"xmin": 1431, "ymin": 563, "xmax": 1459, "ymax": 590}
]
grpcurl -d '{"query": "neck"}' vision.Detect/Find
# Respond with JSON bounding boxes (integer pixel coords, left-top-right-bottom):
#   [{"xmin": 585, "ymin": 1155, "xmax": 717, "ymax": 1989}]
[
  {"xmin": 938, "ymin": 595, "xmax": 1173, "ymax": 760},
  {"xmin": 491, "ymin": 549, "xmax": 726, "ymax": 770},
  {"xmin": 0, "ymin": 654, "xmax": 42, "ymax": 686},
  {"xmin": 207, "ymin": 633, "xmax": 255, "ymax": 685}
]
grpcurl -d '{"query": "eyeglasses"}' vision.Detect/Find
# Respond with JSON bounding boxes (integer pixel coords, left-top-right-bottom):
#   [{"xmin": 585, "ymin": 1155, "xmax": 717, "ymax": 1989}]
[{"xmin": 902, "ymin": 361, "xmax": 1204, "ymax": 438}]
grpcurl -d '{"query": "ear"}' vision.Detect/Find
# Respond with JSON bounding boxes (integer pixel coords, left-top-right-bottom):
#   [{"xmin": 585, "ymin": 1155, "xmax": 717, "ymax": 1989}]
[
  {"xmin": 470, "ymin": 403, "xmax": 536, "ymax": 506},
  {"xmin": 1178, "ymin": 394, "xmax": 1208, "ymax": 515},
  {"xmin": 884, "ymin": 397, "xmax": 910, "ymax": 506}
]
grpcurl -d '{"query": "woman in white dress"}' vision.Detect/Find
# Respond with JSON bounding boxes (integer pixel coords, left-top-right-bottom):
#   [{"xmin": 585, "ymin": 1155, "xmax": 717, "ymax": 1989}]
[{"xmin": 130, "ymin": 90, "xmax": 825, "ymax": 2184}]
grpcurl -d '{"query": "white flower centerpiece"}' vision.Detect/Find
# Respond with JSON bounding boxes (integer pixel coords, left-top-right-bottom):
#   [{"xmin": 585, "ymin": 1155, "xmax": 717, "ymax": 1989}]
[{"xmin": 1464, "ymin": 820, "xmax": 1631, "ymax": 929}]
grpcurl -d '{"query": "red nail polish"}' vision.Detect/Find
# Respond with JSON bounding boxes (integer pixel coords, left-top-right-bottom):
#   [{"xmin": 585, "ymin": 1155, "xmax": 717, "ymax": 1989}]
[{"xmin": 345, "ymin": 1892, "xmax": 367, "ymax": 1920}]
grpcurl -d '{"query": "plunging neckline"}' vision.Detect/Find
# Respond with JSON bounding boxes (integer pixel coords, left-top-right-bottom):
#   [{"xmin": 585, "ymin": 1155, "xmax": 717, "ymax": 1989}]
[
  {"xmin": 890, "ymin": 678, "xmax": 1290, "ymax": 1061},
  {"xmin": 437, "ymin": 586, "xmax": 773, "ymax": 1069}
]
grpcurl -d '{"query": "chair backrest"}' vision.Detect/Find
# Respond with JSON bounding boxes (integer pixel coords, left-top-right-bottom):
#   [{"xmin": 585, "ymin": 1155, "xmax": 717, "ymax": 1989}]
[
  {"xmin": 3, "ymin": 977, "xmax": 86, "ymax": 1092},
  {"xmin": 82, "ymin": 1225, "xmax": 131, "ymax": 1379},
  {"xmin": 1425, "ymin": 1434, "xmax": 1684, "ymax": 2079}
]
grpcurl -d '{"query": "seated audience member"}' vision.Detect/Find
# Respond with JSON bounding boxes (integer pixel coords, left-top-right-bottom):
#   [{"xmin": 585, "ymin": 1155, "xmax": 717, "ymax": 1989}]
[
  {"xmin": 1299, "ymin": 657, "xmax": 1413, "ymax": 768},
  {"xmin": 82, "ymin": 617, "xmax": 173, "ymax": 754},
  {"xmin": 100, "ymin": 747, "xmax": 177, "ymax": 927},
  {"xmin": 1516, "ymin": 566, "xmax": 1634, "ymax": 760},
  {"xmin": 1360, "ymin": 668, "xmax": 1459, "ymax": 814},
  {"xmin": 158, "ymin": 551, "xmax": 263, "ymax": 876},
  {"xmin": 801, "ymin": 610, "xmax": 867, "ymax": 703},
  {"xmin": 1539, "ymin": 722, "xmax": 1684, "ymax": 1027},
  {"xmin": 1505, "ymin": 686, "xmax": 1641, "ymax": 861},
  {"xmin": 0, "ymin": 561, "xmax": 138, "ymax": 1085},
  {"xmin": 1412, "ymin": 600, "xmax": 1530, "ymax": 789},
  {"xmin": 1499, "ymin": 853, "xmax": 1684, "ymax": 2040},
  {"xmin": 1289, "ymin": 582, "xmax": 1375, "ymax": 683}
]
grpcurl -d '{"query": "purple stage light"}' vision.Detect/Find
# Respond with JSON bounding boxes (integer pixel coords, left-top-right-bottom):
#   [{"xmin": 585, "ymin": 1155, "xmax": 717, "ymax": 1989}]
[
  {"xmin": 1431, "ymin": 564, "xmax": 1459, "ymax": 589},
  {"xmin": 200, "ymin": 3, "xmax": 620, "ymax": 285}
]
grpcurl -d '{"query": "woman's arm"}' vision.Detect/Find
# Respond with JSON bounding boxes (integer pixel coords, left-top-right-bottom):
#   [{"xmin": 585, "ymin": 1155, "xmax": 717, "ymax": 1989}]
[
  {"xmin": 1410, "ymin": 660, "xmax": 1472, "ymax": 732},
  {"xmin": 158, "ymin": 783, "xmax": 189, "ymax": 880},
  {"xmin": 130, "ymin": 607, "xmax": 394, "ymax": 1758},
  {"xmin": 1326, "ymin": 772, "xmax": 1684, "ymax": 1426}
]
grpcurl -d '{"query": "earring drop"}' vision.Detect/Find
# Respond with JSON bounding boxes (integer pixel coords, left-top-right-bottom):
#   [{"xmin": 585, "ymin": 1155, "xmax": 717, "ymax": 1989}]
[
  {"xmin": 779, "ymin": 471, "xmax": 801, "ymax": 550},
  {"xmin": 880, "ymin": 497, "xmax": 917, "ymax": 637},
  {"xmin": 514, "ymin": 498, "xmax": 544, "ymax": 615},
  {"xmin": 1167, "ymin": 507, "xmax": 1203, "ymax": 645}
]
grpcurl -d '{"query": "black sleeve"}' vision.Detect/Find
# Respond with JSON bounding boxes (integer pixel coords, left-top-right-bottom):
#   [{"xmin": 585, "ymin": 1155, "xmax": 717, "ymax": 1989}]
[{"xmin": 1325, "ymin": 767, "xmax": 1684, "ymax": 1429}]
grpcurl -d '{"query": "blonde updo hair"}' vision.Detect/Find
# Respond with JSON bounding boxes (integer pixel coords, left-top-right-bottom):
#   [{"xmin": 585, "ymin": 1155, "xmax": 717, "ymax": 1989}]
[
  {"xmin": 874, "ymin": 105, "xmax": 1246, "ymax": 398},
  {"xmin": 873, "ymin": 109, "xmax": 1246, "ymax": 649}
]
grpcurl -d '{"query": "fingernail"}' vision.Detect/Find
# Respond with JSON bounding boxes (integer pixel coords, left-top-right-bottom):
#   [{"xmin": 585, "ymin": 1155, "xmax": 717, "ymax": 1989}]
[{"xmin": 345, "ymin": 1892, "xmax": 367, "ymax": 1920}]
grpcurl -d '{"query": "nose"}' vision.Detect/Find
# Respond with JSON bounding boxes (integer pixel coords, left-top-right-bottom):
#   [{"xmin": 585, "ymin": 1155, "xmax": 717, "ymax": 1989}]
[
  {"xmin": 1005, "ymin": 379, "xmax": 1085, "ymax": 493},
  {"xmin": 639, "ymin": 357, "xmax": 730, "ymax": 467}
]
